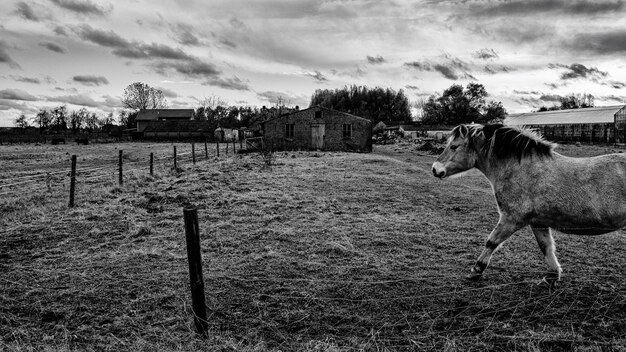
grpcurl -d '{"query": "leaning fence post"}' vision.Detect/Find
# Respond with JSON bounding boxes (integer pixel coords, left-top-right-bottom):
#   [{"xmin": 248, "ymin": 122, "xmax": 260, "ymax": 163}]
[
  {"xmin": 69, "ymin": 155, "xmax": 77, "ymax": 207},
  {"xmin": 192, "ymin": 142, "xmax": 196, "ymax": 165},
  {"xmin": 183, "ymin": 206, "xmax": 209, "ymax": 336},
  {"xmin": 118, "ymin": 150, "xmax": 123, "ymax": 186},
  {"xmin": 150, "ymin": 152, "xmax": 154, "ymax": 176},
  {"xmin": 174, "ymin": 146, "xmax": 177, "ymax": 170}
]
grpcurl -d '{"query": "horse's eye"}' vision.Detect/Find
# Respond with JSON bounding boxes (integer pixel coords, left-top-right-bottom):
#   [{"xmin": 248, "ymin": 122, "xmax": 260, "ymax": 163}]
[{"xmin": 450, "ymin": 145, "xmax": 458, "ymax": 151}]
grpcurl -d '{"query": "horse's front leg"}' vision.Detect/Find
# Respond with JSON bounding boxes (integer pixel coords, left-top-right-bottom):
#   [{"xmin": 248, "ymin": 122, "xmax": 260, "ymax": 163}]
[{"xmin": 467, "ymin": 216, "xmax": 523, "ymax": 280}]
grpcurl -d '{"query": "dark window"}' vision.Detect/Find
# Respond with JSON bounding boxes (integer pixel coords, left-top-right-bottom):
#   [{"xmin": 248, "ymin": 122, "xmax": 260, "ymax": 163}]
[
  {"xmin": 285, "ymin": 124, "xmax": 295, "ymax": 138},
  {"xmin": 315, "ymin": 110, "xmax": 322, "ymax": 119},
  {"xmin": 342, "ymin": 124, "xmax": 352, "ymax": 138}
]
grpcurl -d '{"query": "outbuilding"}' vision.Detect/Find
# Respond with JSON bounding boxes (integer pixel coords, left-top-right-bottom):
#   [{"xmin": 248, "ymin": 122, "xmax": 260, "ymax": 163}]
[
  {"xmin": 506, "ymin": 105, "xmax": 626, "ymax": 143},
  {"xmin": 261, "ymin": 106, "xmax": 372, "ymax": 152},
  {"xmin": 135, "ymin": 109, "xmax": 194, "ymax": 133}
]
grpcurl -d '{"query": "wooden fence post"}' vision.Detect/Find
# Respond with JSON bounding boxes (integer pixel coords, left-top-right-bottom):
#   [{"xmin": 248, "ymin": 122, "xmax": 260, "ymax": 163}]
[
  {"xmin": 216, "ymin": 141, "xmax": 220, "ymax": 158},
  {"xmin": 183, "ymin": 206, "xmax": 209, "ymax": 336},
  {"xmin": 204, "ymin": 140, "xmax": 208, "ymax": 159},
  {"xmin": 226, "ymin": 139, "xmax": 229, "ymax": 155},
  {"xmin": 192, "ymin": 142, "xmax": 196, "ymax": 165},
  {"xmin": 69, "ymin": 155, "xmax": 77, "ymax": 207},
  {"xmin": 232, "ymin": 139, "xmax": 236, "ymax": 154},
  {"xmin": 150, "ymin": 152, "xmax": 154, "ymax": 176},
  {"xmin": 118, "ymin": 150, "xmax": 123, "ymax": 186},
  {"xmin": 174, "ymin": 146, "xmax": 177, "ymax": 170}
]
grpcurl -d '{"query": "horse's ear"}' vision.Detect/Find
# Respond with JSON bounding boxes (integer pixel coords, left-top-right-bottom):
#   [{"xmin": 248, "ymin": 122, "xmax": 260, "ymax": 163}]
[
  {"xmin": 458, "ymin": 124, "xmax": 468, "ymax": 137},
  {"xmin": 468, "ymin": 125, "xmax": 486, "ymax": 151}
]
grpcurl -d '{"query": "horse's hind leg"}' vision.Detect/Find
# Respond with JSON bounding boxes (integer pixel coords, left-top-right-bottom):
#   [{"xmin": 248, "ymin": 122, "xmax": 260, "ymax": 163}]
[
  {"xmin": 530, "ymin": 226, "xmax": 562, "ymax": 286},
  {"xmin": 467, "ymin": 216, "xmax": 522, "ymax": 280}
]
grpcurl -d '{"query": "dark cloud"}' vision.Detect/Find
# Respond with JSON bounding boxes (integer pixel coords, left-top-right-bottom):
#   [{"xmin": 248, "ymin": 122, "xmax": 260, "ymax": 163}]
[
  {"xmin": 170, "ymin": 24, "xmax": 200, "ymax": 46},
  {"xmin": 598, "ymin": 94, "xmax": 626, "ymax": 102},
  {"xmin": 604, "ymin": 80, "xmax": 626, "ymax": 89},
  {"xmin": 513, "ymin": 90, "xmax": 541, "ymax": 95},
  {"xmin": 405, "ymin": 85, "xmax": 420, "ymax": 91},
  {"xmin": 539, "ymin": 94, "xmax": 563, "ymax": 102},
  {"xmin": 366, "ymin": 55, "xmax": 385, "ymax": 64},
  {"xmin": 566, "ymin": 30, "xmax": 626, "ymax": 55},
  {"xmin": 152, "ymin": 59, "xmax": 220, "ymax": 79},
  {"xmin": 0, "ymin": 99, "xmax": 37, "ymax": 113},
  {"xmin": 113, "ymin": 43, "xmax": 191, "ymax": 60},
  {"xmin": 15, "ymin": 2, "xmax": 43, "ymax": 21},
  {"xmin": 75, "ymin": 25, "xmax": 224, "ymax": 81},
  {"xmin": 0, "ymin": 89, "xmax": 38, "ymax": 101},
  {"xmin": 473, "ymin": 48, "xmax": 499, "ymax": 60},
  {"xmin": 12, "ymin": 76, "xmax": 41, "ymax": 84},
  {"xmin": 53, "ymin": 26, "xmax": 68, "ymax": 36},
  {"xmin": 219, "ymin": 39, "xmax": 237, "ymax": 49},
  {"xmin": 306, "ymin": 70, "xmax": 328, "ymax": 82},
  {"xmin": 465, "ymin": 0, "xmax": 625, "ymax": 17},
  {"xmin": 39, "ymin": 42, "xmax": 67, "ymax": 54},
  {"xmin": 549, "ymin": 63, "xmax": 608, "ymax": 81},
  {"xmin": 73, "ymin": 75, "xmax": 109, "ymax": 86},
  {"xmin": 76, "ymin": 24, "xmax": 130, "ymax": 48},
  {"xmin": 0, "ymin": 41, "xmax": 21, "ymax": 69},
  {"xmin": 50, "ymin": 0, "xmax": 111, "ymax": 17},
  {"xmin": 203, "ymin": 76, "xmax": 250, "ymax": 91},
  {"xmin": 483, "ymin": 65, "xmax": 511, "ymax": 74},
  {"xmin": 404, "ymin": 55, "xmax": 475, "ymax": 80},
  {"xmin": 47, "ymin": 93, "xmax": 100, "ymax": 107}
]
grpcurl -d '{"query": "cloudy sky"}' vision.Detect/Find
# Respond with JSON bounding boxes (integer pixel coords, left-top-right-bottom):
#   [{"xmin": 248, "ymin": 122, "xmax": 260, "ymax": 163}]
[{"xmin": 1, "ymin": 0, "xmax": 625, "ymax": 127}]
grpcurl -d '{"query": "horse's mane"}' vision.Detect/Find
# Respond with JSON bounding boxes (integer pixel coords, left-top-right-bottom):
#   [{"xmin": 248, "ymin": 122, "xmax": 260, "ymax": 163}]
[{"xmin": 452, "ymin": 124, "xmax": 556, "ymax": 161}]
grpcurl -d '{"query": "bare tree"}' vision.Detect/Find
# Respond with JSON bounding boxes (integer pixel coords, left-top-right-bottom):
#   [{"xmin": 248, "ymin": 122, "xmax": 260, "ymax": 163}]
[
  {"xmin": 122, "ymin": 82, "xmax": 168, "ymax": 110},
  {"xmin": 33, "ymin": 109, "xmax": 51, "ymax": 129},
  {"xmin": 14, "ymin": 114, "xmax": 29, "ymax": 129}
]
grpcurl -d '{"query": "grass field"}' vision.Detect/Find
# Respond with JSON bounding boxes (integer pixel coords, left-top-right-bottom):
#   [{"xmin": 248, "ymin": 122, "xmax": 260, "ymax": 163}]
[{"xmin": 1, "ymin": 141, "xmax": 625, "ymax": 351}]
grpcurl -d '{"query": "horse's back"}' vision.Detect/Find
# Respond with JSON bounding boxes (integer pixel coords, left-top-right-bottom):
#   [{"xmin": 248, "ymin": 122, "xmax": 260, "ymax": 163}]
[{"xmin": 505, "ymin": 152, "xmax": 626, "ymax": 235}]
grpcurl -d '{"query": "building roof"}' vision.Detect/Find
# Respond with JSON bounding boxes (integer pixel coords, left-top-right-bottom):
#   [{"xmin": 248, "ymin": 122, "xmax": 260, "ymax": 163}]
[
  {"xmin": 136, "ymin": 109, "xmax": 194, "ymax": 121},
  {"xmin": 264, "ymin": 105, "xmax": 369, "ymax": 123},
  {"xmin": 506, "ymin": 105, "xmax": 625, "ymax": 126}
]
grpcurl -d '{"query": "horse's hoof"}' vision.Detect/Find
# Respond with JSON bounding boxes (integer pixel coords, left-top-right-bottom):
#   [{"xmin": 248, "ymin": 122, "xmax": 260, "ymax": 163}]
[
  {"xmin": 537, "ymin": 276, "xmax": 560, "ymax": 289},
  {"xmin": 465, "ymin": 271, "xmax": 483, "ymax": 280}
]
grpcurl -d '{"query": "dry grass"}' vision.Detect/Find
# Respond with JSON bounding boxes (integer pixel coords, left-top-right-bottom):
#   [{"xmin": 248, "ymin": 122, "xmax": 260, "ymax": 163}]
[{"xmin": 1, "ymin": 141, "xmax": 625, "ymax": 351}]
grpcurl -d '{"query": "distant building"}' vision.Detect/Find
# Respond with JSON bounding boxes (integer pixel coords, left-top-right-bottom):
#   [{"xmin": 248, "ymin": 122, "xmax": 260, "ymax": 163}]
[
  {"xmin": 143, "ymin": 120, "xmax": 213, "ymax": 140},
  {"xmin": 135, "ymin": 109, "xmax": 194, "ymax": 133},
  {"xmin": 506, "ymin": 105, "xmax": 626, "ymax": 143},
  {"xmin": 262, "ymin": 106, "xmax": 372, "ymax": 152}
]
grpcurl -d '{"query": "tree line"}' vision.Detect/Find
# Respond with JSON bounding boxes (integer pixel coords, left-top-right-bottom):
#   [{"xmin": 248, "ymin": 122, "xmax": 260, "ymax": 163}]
[{"xmin": 310, "ymin": 85, "xmax": 412, "ymax": 122}]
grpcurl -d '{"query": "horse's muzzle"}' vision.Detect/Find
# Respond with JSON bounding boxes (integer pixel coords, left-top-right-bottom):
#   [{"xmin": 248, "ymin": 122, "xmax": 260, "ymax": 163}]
[{"xmin": 432, "ymin": 162, "xmax": 446, "ymax": 178}]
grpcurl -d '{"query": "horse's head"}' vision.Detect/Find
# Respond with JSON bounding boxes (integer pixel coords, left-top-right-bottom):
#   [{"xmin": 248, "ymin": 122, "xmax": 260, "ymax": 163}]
[{"xmin": 432, "ymin": 124, "xmax": 485, "ymax": 179}]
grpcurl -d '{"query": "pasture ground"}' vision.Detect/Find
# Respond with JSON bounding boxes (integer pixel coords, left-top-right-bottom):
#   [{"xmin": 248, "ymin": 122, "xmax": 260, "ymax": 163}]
[{"xmin": 1, "ymin": 141, "xmax": 625, "ymax": 351}]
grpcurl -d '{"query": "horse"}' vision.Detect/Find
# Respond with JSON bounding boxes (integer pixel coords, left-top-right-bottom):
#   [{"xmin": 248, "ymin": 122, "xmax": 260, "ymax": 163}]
[{"xmin": 432, "ymin": 123, "xmax": 626, "ymax": 285}]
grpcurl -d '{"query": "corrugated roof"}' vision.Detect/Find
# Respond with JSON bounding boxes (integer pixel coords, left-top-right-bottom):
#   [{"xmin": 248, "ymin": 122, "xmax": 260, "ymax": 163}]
[
  {"xmin": 506, "ymin": 105, "xmax": 624, "ymax": 126},
  {"xmin": 136, "ymin": 109, "xmax": 194, "ymax": 121}
]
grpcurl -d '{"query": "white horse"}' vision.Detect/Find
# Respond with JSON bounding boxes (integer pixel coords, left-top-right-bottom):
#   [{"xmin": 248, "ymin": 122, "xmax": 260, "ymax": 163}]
[{"xmin": 432, "ymin": 123, "xmax": 626, "ymax": 285}]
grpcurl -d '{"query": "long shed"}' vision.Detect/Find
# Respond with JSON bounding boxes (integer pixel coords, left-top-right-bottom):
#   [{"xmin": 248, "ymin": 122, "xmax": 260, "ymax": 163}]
[
  {"xmin": 262, "ymin": 106, "xmax": 372, "ymax": 152},
  {"xmin": 506, "ymin": 105, "xmax": 626, "ymax": 143},
  {"xmin": 136, "ymin": 109, "xmax": 194, "ymax": 133}
]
